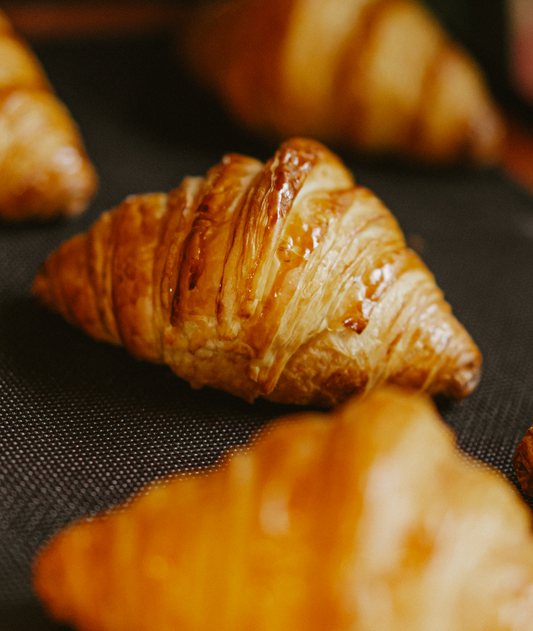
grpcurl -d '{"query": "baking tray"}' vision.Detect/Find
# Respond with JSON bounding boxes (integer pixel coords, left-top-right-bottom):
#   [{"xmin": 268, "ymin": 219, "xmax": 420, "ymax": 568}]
[{"xmin": 2, "ymin": 32, "xmax": 533, "ymax": 630}]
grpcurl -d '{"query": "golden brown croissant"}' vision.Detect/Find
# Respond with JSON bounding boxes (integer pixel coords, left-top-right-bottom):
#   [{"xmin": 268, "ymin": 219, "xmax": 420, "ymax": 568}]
[
  {"xmin": 32, "ymin": 138, "xmax": 480, "ymax": 406},
  {"xmin": 0, "ymin": 10, "xmax": 97, "ymax": 221},
  {"xmin": 183, "ymin": 0, "xmax": 505, "ymax": 165},
  {"xmin": 34, "ymin": 387, "xmax": 533, "ymax": 631},
  {"xmin": 513, "ymin": 426, "xmax": 533, "ymax": 496}
]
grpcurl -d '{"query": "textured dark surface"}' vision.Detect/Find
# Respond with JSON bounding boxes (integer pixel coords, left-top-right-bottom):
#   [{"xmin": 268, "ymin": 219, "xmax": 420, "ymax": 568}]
[{"xmin": 1, "ymin": 32, "xmax": 533, "ymax": 630}]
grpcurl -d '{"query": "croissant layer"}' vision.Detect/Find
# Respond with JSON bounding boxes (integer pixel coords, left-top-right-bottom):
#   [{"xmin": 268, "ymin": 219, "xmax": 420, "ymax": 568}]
[
  {"xmin": 32, "ymin": 138, "xmax": 481, "ymax": 406},
  {"xmin": 34, "ymin": 387, "xmax": 533, "ymax": 631},
  {"xmin": 183, "ymin": 0, "xmax": 505, "ymax": 165},
  {"xmin": 0, "ymin": 10, "xmax": 97, "ymax": 221}
]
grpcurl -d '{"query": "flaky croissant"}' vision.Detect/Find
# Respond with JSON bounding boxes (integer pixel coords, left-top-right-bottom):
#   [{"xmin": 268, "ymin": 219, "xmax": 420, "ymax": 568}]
[
  {"xmin": 32, "ymin": 138, "xmax": 480, "ymax": 406},
  {"xmin": 34, "ymin": 387, "xmax": 533, "ymax": 631},
  {"xmin": 0, "ymin": 10, "xmax": 97, "ymax": 221},
  {"xmin": 183, "ymin": 0, "xmax": 505, "ymax": 165}
]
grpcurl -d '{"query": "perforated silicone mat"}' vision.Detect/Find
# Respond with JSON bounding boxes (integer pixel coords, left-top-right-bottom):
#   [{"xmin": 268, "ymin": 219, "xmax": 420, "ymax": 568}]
[{"xmin": 2, "ymin": 33, "xmax": 533, "ymax": 630}]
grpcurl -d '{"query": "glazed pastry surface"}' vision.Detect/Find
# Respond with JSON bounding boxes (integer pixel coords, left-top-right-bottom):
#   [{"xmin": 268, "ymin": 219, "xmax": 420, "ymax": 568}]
[
  {"xmin": 183, "ymin": 0, "xmax": 505, "ymax": 165},
  {"xmin": 32, "ymin": 138, "xmax": 481, "ymax": 406},
  {"xmin": 0, "ymin": 10, "xmax": 97, "ymax": 221},
  {"xmin": 34, "ymin": 387, "xmax": 533, "ymax": 631}
]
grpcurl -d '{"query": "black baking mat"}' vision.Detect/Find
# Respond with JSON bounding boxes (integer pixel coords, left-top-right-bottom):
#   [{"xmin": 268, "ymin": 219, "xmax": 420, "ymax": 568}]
[{"xmin": 2, "ymin": 32, "xmax": 533, "ymax": 630}]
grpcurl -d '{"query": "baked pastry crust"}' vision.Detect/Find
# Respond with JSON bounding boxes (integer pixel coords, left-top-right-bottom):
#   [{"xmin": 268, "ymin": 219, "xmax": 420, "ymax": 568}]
[
  {"xmin": 32, "ymin": 138, "xmax": 481, "ymax": 406},
  {"xmin": 0, "ymin": 10, "xmax": 97, "ymax": 221},
  {"xmin": 34, "ymin": 387, "xmax": 533, "ymax": 630},
  {"xmin": 183, "ymin": 0, "xmax": 505, "ymax": 165}
]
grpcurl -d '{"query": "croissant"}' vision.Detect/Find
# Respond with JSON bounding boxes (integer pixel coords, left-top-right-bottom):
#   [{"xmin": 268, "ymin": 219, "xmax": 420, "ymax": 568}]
[
  {"xmin": 183, "ymin": 0, "xmax": 505, "ymax": 165},
  {"xmin": 33, "ymin": 386, "xmax": 533, "ymax": 631},
  {"xmin": 0, "ymin": 10, "xmax": 97, "ymax": 221},
  {"xmin": 32, "ymin": 138, "xmax": 480, "ymax": 406},
  {"xmin": 513, "ymin": 426, "xmax": 533, "ymax": 496}
]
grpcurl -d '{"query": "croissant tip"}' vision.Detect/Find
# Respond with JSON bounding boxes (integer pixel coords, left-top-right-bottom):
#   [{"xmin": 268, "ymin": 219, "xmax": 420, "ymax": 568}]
[
  {"xmin": 433, "ymin": 351, "xmax": 482, "ymax": 399},
  {"xmin": 44, "ymin": 150, "xmax": 99, "ymax": 221},
  {"xmin": 466, "ymin": 108, "xmax": 507, "ymax": 167},
  {"xmin": 65, "ymin": 172, "xmax": 99, "ymax": 219},
  {"xmin": 449, "ymin": 367, "xmax": 482, "ymax": 399},
  {"xmin": 0, "ymin": 150, "xmax": 98, "ymax": 222}
]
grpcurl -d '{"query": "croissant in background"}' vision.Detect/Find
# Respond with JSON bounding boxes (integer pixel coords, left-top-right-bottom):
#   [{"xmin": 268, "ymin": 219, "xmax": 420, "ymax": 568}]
[
  {"xmin": 183, "ymin": 0, "xmax": 505, "ymax": 165},
  {"xmin": 32, "ymin": 138, "xmax": 480, "ymax": 406},
  {"xmin": 34, "ymin": 387, "xmax": 533, "ymax": 631},
  {"xmin": 0, "ymin": 10, "xmax": 97, "ymax": 221}
]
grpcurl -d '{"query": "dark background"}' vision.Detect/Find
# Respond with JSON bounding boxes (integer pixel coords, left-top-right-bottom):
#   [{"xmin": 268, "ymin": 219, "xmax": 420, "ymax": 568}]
[{"xmin": 1, "ymin": 4, "xmax": 533, "ymax": 629}]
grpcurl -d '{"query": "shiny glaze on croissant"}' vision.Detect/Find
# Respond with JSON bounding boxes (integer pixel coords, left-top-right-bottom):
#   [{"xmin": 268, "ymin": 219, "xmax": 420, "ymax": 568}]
[
  {"xmin": 183, "ymin": 0, "xmax": 505, "ymax": 165},
  {"xmin": 34, "ymin": 387, "xmax": 533, "ymax": 631},
  {"xmin": 0, "ymin": 10, "xmax": 97, "ymax": 221},
  {"xmin": 32, "ymin": 138, "xmax": 480, "ymax": 406}
]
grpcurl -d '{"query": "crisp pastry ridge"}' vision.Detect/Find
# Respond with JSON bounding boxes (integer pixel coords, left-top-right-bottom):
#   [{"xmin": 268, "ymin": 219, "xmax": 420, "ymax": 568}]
[
  {"xmin": 183, "ymin": 0, "xmax": 505, "ymax": 165},
  {"xmin": 32, "ymin": 137, "xmax": 481, "ymax": 406},
  {"xmin": 33, "ymin": 387, "xmax": 533, "ymax": 631},
  {"xmin": 0, "ymin": 9, "xmax": 97, "ymax": 221}
]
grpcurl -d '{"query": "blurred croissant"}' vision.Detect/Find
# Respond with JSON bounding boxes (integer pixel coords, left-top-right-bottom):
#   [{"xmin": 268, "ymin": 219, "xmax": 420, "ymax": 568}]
[
  {"xmin": 34, "ymin": 387, "xmax": 533, "ymax": 631},
  {"xmin": 183, "ymin": 0, "xmax": 505, "ymax": 165},
  {"xmin": 0, "ymin": 10, "xmax": 97, "ymax": 221},
  {"xmin": 32, "ymin": 138, "xmax": 480, "ymax": 406}
]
